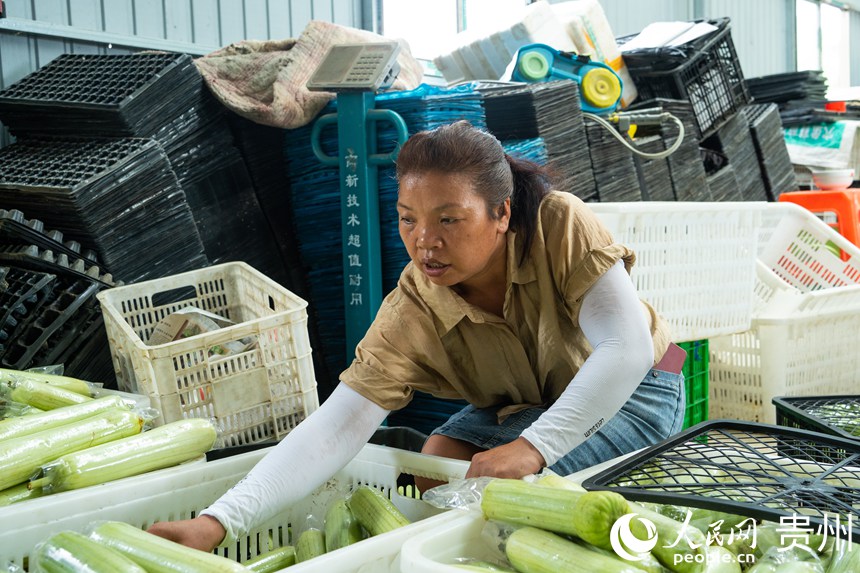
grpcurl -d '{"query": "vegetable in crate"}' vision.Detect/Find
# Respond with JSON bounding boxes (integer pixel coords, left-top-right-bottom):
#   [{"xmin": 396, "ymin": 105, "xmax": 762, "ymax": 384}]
[
  {"xmin": 88, "ymin": 520, "xmax": 249, "ymax": 572},
  {"xmin": 505, "ymin": 525, "xmax": 645, "ymax": 573},
  {"xmin": 627, "ymin": 503, "xmax": 708, "ymax": 573},
  {"xmin": 825, "ymin": 541, "xmax": 860, "ymax": 573},
  {"xmin": 5, "ymin": 378, "xmax": 92, "ymax": 410},
  {"xmin": 452, "ymin": 560, "xmax": 517, "ymax": 571},
  {"xmin": 295, "ymin": 528, "xmax": 326, "ymax": 563},
  {"xmin": 324, "ymin": 497, "xmax": 364, "ymax": 551},
  {"xmin": 243, "ymin": 545, "xmax": 296, "ymax": 572},
  {"xmin": 0, "ymin": 482, "xmax": 41, "ymax": 506},
  {"xmin": 704, "ymin": 545, "xmax": 740, "ymax": 573},
  {"xmin": 0, "ymin": 407, "xmax": 144, "ymax": 491},
  {"xmin": 0, "ymin": 395, "xmax": 129, "ymax": 442},
  {"xmin": 481, "ymin": 479, "xmax": 628, "ymax": 550},
  {"xmin": 33, "ymin": 530, "xmax": 147, "ymax": 573},
  {"xmin": 348, "ymin": 485, "xmax": 411, "ymax": 536},
  {"xmin": 30, "ymin": 418, "xmax": 217, "ymax": 493},
  {"xmin": 0, "ymin": 367, "xmax": 93, "ymax": 396}
]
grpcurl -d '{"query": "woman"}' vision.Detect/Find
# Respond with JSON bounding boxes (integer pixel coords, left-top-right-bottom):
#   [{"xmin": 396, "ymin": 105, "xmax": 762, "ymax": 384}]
[{"xmin": 148, "ymin": 120, "xmax": 685, "ymax": 551}]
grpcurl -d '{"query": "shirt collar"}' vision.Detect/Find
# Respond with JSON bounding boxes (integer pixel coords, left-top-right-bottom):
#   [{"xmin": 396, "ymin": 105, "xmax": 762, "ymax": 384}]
[{"xmin": 412, "ymin": 230, "xmax": 537, "ymax": 336}]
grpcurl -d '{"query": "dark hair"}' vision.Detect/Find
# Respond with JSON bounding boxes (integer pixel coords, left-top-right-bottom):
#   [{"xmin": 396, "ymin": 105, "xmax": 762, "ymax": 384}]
[{"xmin": 395, "ymin": 120, "xmax": 552, "ymax": 265}]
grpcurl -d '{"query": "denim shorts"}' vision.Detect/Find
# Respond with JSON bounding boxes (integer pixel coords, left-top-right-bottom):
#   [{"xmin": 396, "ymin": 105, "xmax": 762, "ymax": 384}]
[{"xmin": 430, "ymin": 369, "xmax": 686, "ymax": 475}]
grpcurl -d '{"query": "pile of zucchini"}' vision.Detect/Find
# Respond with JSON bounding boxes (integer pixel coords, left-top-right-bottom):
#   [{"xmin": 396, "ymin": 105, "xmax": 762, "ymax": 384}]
[
  {"xmin": 0, "ymin": 368, "xmax": 217, "ymax": 505},
  {"xmin": 26, "ymin": 483, "xmax": 412, "ymax": 572},
  {"xmin": 449, "ymin": 475, "xmax": 860, "ymax": 573}
]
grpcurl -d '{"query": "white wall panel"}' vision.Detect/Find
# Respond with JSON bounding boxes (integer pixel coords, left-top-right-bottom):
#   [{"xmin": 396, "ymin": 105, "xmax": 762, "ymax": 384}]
[
  {"xmin": 700, "ymin": 0, "xmax": 794, "ymax": 79},
  {"xmin": 593, "ymin": 0, "xmax": 693, "ymax": 37},
  {"xmin": 852, "ymin": 9, "xmax": 860, "ymax": 85}
]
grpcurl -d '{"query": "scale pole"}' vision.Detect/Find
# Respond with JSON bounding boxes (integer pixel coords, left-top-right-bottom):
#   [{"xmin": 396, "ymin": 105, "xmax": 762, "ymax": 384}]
[{"xmin": 337, "ymin": 91, "xmax": 384, "ymax": 356}]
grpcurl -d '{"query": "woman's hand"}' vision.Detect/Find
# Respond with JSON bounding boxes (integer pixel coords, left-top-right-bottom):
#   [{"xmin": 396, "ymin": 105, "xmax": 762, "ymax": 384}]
[
  {"xmin": 146, "ymin": 515, "xmax": 226, "ymax": 553},
  {"xmin": 465, "ymin": 437, "xmax": 546, "ymax": 479}
]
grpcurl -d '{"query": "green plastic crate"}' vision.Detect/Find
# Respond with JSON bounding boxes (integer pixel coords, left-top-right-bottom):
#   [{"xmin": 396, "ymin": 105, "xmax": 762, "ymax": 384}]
[{"xmin": 679, "ymin": 339, "xmax": 709, "ymax": 429}]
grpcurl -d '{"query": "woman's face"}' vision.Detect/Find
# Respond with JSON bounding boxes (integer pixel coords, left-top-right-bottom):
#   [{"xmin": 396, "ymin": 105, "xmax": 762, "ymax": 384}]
[{"xmin": 397, "ymin": 170, "xmax": 510, "ymax": 290}]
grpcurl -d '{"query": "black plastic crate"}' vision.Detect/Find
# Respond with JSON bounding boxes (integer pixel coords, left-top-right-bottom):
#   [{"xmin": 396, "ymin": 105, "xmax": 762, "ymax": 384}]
[
  {"xmin": 774, "ymin": 396, "xmax": 860, "ymax": 443},
  {"xmin": 622, "ymin": 18, "xmax": 750, "ymax": 140},
  {"xmin": 582, "ymin": 420, "xmax": 860, "ymax": 542}
]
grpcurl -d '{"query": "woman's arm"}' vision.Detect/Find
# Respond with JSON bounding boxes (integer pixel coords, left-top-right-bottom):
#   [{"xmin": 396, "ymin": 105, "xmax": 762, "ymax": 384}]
[
  {"xmin": 147, "ymin": 382, "xmax": 389, "ymax": 550},
  {"xmin": 520, "ymin": 259, "xmax": 654, "ymax": 466},
  {"xmin": 468, "ymin": 260, "xmax": 653, "ymax": 475}
]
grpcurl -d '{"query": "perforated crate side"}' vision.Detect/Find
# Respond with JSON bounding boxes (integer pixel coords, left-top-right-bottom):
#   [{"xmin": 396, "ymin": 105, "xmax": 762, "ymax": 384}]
[
  {"xmin": 773, "ymin": 395, "xmax": 860, "ymax": 442},
  {"xmin": 0, "ymin": 444, "xmax": 470, "ymax": 572},
  {"xmin": 591, "ymin": 202, "xmax": 759, "ymax": 342},
  {"xmin": 709, "ymin": 307, "xmax": 860, "ymax": 424},
  {"xmin": 97, "ymin": 262, "xmax": 317, "ymax": 447}
]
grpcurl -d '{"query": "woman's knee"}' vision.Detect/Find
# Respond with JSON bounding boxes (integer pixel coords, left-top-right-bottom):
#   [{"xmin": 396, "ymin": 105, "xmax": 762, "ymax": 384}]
[{"xmin": 421, "ymin": 434, "xmax": 483, "ymax": 461}]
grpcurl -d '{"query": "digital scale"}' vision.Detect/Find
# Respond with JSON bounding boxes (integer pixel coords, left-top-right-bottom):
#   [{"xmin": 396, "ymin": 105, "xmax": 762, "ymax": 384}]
[{"xmin": 307, "ymin": 42, "xmax": 408, "ymax": 359}]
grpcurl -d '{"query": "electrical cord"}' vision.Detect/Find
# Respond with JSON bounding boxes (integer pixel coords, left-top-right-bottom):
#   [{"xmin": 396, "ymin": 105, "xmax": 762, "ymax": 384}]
[{"xmin": 583, "ymin": 110, "xmax": 685, "ymax": 159}]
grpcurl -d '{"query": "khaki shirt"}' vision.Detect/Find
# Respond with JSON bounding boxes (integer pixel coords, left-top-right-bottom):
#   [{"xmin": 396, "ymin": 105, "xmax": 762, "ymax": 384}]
[{"xmin": 341, "ymin": 191, "xmax": 672, "ymax": 414}]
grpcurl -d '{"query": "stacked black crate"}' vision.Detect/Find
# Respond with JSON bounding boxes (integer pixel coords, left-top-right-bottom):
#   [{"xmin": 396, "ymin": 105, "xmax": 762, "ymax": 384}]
[
  {"xmin": 0, "ymin": 213, "xmax": 122, "ymax": 384},
  {"xmin": 636, "ymin": 99, "xmax": 712, "ymax": 201},
  {"xmin": 702, "ymin": 112, "xmax": 769, "ymax": 201},
  {"xmin": 742, "ymin": 103, "xmax": 797, "ymax": 200},
  {"xmin": 0, "ymin": 138, "xmax": 205, "ymax": 284},
  {"xmin": 479, "ymin": 80, "xmax": 597, "ymax": 201},
  {"xmin": 0, "ymin": 53, "xmax": 287, "ymax": 284},
  {"xmin": 631, "ymin": 135, "xmax": 675, "ymax": 201},
  {"xmin": 585, "ymin": 119, "xmax": 641, "ymax": 202}
]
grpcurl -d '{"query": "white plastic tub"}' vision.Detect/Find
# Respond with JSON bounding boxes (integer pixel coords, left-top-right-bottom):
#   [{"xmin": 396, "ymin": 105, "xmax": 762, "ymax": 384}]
[{"xmin": 0, "ymin": 443, "xmax": 469, "ymax": 572}]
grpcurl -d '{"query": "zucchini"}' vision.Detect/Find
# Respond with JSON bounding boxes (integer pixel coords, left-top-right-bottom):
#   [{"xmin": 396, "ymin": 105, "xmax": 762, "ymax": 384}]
[
  {"xmin": 0, "ymin": 407, "xmax": 144, "ymax": 491},
  {"xmin": 324, "ymin": 497, "xmax": 364, "ymax": 552},
  {"xmin": 88, "ymin": 520, "xmax": 249, "ymax": 572},
  {"xmin": 295, "ymin": 529, "xmax": 326, "ymax": 563},
  {"xmin": 0, "ymin": 367, "xmax": 92, "ymax": 396},
  {"xmin": 348, "ymin": 485, "xmax": 411, "ymax": 536},
  {"xmin": 33, "ymin": 530, "xmax": 147, "ymax": 573},
  {"xmin": 0, "ymin": 481, "xmax": 42, "ymax": 506},
  {"xmin": 628, "ymin": 503, "xmax": 708, "ymax": 573},
  {"xmin": 8, "ymin": 378, "xmax": 92, "ymax": 410},
  {"xmin": 0, "ymin": 395, "xmax": 128, "ymax": 442},
  {"xmin": 825, "ymin": 541, "xmax": 860, "ymax": 573},
  {"xmin": 243, "ymin": 545, "xmax": 296, "ymax": 572},
  {"xmin": 30, "ymin": 418, "xmax": 216, "ymax": 492},
  {"xmin": 481, "ymin": 479, "xmax": 628, "ymax": 550},
  {"xmin": 505, "ymin": 526, "xmax": 644, "ymax": 573}
]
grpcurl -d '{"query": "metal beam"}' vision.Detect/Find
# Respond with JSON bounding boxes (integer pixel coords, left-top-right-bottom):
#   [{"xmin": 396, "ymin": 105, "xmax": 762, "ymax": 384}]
[{"xmin": 0, "ymin": 17, "xmax": 218, "ymax": 55}]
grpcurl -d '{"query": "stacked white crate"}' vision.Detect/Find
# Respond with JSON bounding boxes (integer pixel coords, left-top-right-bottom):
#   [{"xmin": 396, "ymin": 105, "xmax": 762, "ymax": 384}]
[
  {"xmin": 709, "ymin": 202, "xmax": 860, "ymax": 423},
  {"xmin": 590, "ymin": 201, "xmax": 761, "ymax": 343}
]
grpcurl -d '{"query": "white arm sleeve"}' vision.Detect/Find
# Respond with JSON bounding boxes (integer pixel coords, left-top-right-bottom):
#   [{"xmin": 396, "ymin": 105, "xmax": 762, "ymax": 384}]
[
  {"xmin": 201, "ymin": 382, "xmax": 389, "ymax": 543},
  {"xmin": 519, "ymin": 260, "xmax": 654, "ymax": 467}
]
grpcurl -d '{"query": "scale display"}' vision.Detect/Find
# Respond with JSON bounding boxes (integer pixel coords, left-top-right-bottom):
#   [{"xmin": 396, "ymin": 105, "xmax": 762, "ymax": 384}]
[{"xmin": 307, "ymin": 43, "xmax": 401, "ymax": 93}]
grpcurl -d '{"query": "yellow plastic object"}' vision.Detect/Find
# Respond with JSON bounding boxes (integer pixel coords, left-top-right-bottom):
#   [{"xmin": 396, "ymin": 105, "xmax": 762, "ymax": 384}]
[{"xmin": 581, "ymin": 67, "xmax": 622, "ymax": 109}]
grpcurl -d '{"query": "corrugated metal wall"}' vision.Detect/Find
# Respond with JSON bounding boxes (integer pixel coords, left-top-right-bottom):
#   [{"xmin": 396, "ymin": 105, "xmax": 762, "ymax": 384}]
[
  {"xmin": 0, "ymin": 0, "xmax": 363, "ymax": 148},
  {"xmin": 852, "ymin": 9, "xmax": 860, "ymax": 85},
  {"xmin": 595, "ymin": 0, "xmax": 795, "ymax": 80}
]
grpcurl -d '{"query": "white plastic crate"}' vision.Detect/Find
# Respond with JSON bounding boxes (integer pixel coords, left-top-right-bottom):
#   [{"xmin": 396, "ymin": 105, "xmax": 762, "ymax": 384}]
[
  {"xmin": 433, "ymin": 1, "xmax": 574, "ymax": 83},
  {"xmin": 96, "ymin": 262, "xmax": 318, "ymax": 448},
  {"xmin": 0, "ymin": 443, "xmax": 470, "ymax": 572},
  {"xmin": 709, "ymin": 203, "xmax": 860, "ymax": 424},
  {"xmin": 589, "ymin": 201, "xmax": 761, "ymax": 342},
  {"xmin": 400, "ymin": 464, "xmax": 617, "ymax": 573}
]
